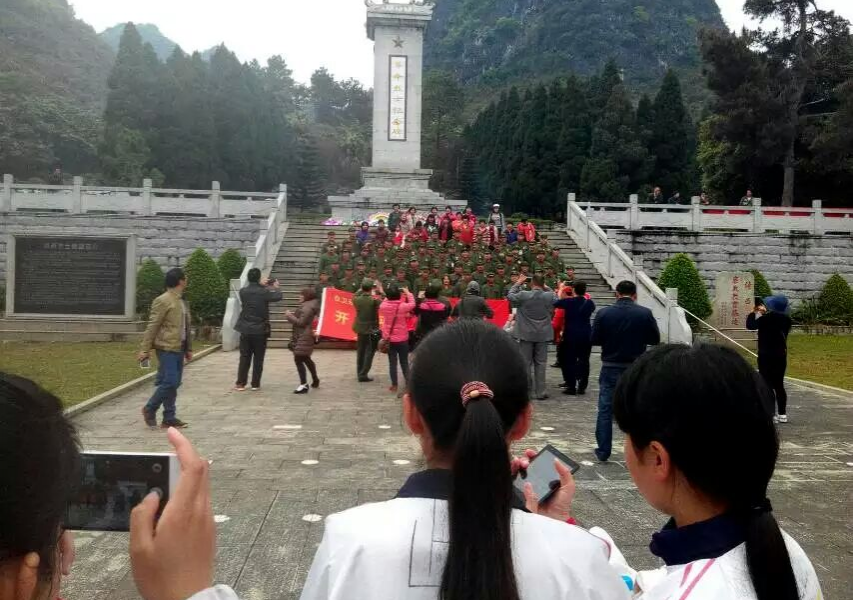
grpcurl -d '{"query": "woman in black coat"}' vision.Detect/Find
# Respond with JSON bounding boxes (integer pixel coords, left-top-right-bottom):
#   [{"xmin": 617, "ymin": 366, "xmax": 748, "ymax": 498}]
[{"xmin": 746, "ymin": 295, "xmax": 793, "ymax": 423}]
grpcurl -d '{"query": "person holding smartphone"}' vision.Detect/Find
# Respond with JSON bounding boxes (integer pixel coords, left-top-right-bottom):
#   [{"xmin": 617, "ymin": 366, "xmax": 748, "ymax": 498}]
[
  {"xmin": 233, "ymin": 269, "xmax": 282, "ymax": 391},
  {"xmin": 746, "ymin": 296, "xmax": 793, "ymax": 423}
]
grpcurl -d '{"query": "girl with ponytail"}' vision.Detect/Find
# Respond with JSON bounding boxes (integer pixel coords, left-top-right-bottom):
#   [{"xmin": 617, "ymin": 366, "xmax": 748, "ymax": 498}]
[{"xmin": 299, "ymin": 319, "xmax": 629, "ymax": 600}]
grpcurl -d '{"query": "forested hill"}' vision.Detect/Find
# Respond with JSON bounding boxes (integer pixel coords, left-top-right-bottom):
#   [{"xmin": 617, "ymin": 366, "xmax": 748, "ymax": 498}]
[
  {"xmin": 100, "ymin": 23, "xmax": 177, "ymax": 61},
  {"xmin": 424, "ymin": 0, "xmax": 725, "ymax": 103},
  {"xmin": 0, "ymin": 0, "xmax": 114, "ymax": 178}
]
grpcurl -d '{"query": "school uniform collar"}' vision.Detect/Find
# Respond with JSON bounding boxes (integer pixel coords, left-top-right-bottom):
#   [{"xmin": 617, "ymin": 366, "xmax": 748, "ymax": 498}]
[
  {"xmin": 396, "ymin": 469, "xmax": 529, "ymax": 511},
  {"xmin": 650, "ymin": 513, "xmax": 747, "ymax": 566}
]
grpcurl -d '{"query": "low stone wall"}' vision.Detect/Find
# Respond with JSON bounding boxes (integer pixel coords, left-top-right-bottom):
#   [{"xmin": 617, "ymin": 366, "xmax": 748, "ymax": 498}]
[
  {"xmin": 613, "ymin": 230, "xmax": 853, "ymax": 301},
  {"xmin": 0, "ymin": 214, "xmax": 261, "ymax": 285}
]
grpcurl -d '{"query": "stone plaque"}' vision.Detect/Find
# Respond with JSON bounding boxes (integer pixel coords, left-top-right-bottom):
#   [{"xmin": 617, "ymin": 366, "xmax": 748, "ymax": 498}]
[
  {"xmin": 388, "ymin": 55, "xmax": 407, "ymax": 141},
  {"xmin": 13, "ymin": 236, "xmax": 128, "ymax": 315},
  {"xmin": 710, "ymin": 271, "xmax": 756, "ymax": 329}
]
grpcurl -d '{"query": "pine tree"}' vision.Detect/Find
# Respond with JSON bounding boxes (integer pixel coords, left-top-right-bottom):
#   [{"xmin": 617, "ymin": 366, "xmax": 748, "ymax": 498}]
[
  {"xmin": 557, "ymin": 75, "xmax": 592, "ymax": 199},
  {"xmin": 649, "ymin": 70, "xmax": 695, "ymax": 198},
  {"xmin": 291, "ymin": 132, "xmax": 326, "ymax": 211}
]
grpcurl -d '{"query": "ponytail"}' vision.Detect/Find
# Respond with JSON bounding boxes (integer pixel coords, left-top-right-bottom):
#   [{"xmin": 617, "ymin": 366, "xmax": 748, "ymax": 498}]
[
  {"xmin": 442, "ymin": 398, "xmax": 520, "ymax": 600},
  {"xmin": 745, "ymin": 509, "xmax": 799, "ymax": 600}
]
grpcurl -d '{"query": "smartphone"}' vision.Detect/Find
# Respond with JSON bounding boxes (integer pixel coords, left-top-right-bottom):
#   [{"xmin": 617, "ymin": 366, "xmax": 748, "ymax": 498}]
[
  {"xmin": 65, "ymin": 452, "xmax": 179, "ymax": 532},
  {"xmin": 513, "ymin": 445, "xmax": 581, "ymax": 504},
  {"xmin": 139, "ymin": 357, "xmax": 151, "ymax": 369}
]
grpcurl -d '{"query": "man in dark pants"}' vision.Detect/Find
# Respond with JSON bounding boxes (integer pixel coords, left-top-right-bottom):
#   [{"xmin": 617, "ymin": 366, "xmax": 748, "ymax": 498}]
[
  {"xmin": 352, "ymin": 278, "xmax": 383, "ymax": 382},
  {"xmin": 138, "ymin": 268, "xmax": 193, "ymax": 429},
  {"xmin": 746, "ymin": 295, "xmax": 793, "ymax": 423},
  {"xmin": 234, "ymin": 268, "xmax": 282, "ymax": 391},
  {"xmin": 590, "ymin": 280, "xmax": 660, "ymax": 461},
  {"xmin": 553, "ymin": 281, "xmax": 595, "ymax": 395}
]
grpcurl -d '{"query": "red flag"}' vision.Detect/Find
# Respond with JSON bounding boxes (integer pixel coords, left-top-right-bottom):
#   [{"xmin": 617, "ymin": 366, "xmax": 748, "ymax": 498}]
[
  {"xmin": 316, "ymin": 288, "xmax": 357, "ymax": 341},
  {"xmin": 448, "ymin": 298, "xmax": 511, "ymax": 328}
]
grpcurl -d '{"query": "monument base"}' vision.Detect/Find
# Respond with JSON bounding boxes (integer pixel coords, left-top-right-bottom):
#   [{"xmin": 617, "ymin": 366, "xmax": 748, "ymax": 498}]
[{"xmin": 328, "ymin": 167, "xmax": 466, "ymax": 224}]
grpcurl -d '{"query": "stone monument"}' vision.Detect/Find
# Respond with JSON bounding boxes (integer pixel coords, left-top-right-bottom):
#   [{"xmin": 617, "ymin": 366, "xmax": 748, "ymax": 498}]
[
  {"xmin": 328, "ymin": 0, "xmax": 466, "ymax": 224},
  {"xmin": 710, "ymin": 271, "xmax": 756, "ymax": 330}
]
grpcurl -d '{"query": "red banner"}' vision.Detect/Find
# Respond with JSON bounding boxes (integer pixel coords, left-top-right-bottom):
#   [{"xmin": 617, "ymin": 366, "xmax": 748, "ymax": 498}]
[{"xmin": 316, "ymin": 288, "xmax": 512, "ymax": 342}]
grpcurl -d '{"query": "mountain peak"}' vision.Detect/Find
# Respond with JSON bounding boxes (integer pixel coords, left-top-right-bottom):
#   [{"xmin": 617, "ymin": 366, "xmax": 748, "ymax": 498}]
[{"xmin": 99, "ymin": 22, "xmax": 178, "ymax": 60}]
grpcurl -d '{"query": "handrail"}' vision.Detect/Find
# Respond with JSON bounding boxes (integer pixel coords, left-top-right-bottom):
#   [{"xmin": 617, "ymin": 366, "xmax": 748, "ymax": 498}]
[{"xmin": 680, "ymin": 306, "xmax": 758, "ymax": 358}]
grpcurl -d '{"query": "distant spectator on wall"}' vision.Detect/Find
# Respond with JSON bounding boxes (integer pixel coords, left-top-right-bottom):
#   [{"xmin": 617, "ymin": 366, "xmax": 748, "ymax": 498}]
[
  {"xmin": 700, "ymin": 191, "xmax": 711, "ymax": 205},
  {"xmin": 740, "ymin": 189, "xmax": 755, "ymax": 206},
  {"xmin": 649, "ymin": 186, "xmax": 665, "ymax": 204},
  {"xmin": 667, "ymin": 191, "xmax": 683, "ymax": 205}
]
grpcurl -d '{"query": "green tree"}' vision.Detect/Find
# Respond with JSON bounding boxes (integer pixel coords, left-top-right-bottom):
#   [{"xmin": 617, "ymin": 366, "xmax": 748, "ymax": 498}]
[
  {"xmin": 183, "ymin": 248, "xmax": 228, "ymax": 325},
  {"xmin": 649, "ymin": 70, "xmax": 696, "ymax": 196},
  {"xmin": 750, "ymin": 269, "xmax": 773, "ymax": 299},
  {"xmin": 217, "ymin": 249, "xmax": 246, "ymax": 282},
  {"xmin": 556, "ymin": 75, "xmax": 592, "ymax": 198},
  {"xmin": 99, "ymin": 127, "xmax": 152, "ymax": 186},
  {"xmin": 817, "ymin": 273, "xmax": 853, "ymax": 325},
  {"xmin": 291, "ymin": 132, "xmax": 327, "ymax": 210},
  {"xmin": 657, "ymin": 253, "xmax": 712, "ymax": 325},
  {"xmin": 422, "ymin": 70, "xmax": 465, "ymax": 175},
  {"xmin": 136, "ymin": 258, "xmax": 164, "ymax": 319}
]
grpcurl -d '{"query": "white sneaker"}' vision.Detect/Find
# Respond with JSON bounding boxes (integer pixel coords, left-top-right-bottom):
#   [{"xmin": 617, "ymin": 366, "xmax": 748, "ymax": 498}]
[
  {"xmin": 778, "ymin": 414, "xmax": 789, "ymax": 424},
  {"xmin": 772, "ymin": 415, "xmax": 779, "ymax": 424},
  {"xmin": 294, "ymin": 384, "xmax": 309, "ymax": 394}
]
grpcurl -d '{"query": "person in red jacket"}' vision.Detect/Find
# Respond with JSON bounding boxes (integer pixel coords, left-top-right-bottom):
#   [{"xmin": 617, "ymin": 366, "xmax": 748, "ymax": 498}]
[
  {"xmin": 459, "ymin": 219, "xmax": 475, "ymax": 246},
  {"xmin": 379, "ymin": 284, "xmax": 416, "ymax": 394},
  {"xmin": 517, "ymin": 217, "xmax": 537, "ymax": 243}
]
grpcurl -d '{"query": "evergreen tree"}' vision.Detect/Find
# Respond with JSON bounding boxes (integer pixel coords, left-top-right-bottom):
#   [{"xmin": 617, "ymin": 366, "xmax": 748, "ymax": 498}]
[
  {"xmin": 217, "ymin": 249, "xmax": 246, "ymax": 282},
  {"xmin": 657, "ymin": 253, "xmax": 712, "ymax": 326},
  {"xmin": 291, "ymin": 132, "xmax": 327, "ymax": 211},
  {"xmin": 422, "ymin": 70, "xmax": 464, "ymax": 175},
  {"xmin": 649, "ymin": 70, "xmax": 696, "ymax": 198},
  {"xmin": 136, "ymin": 258, "xmax": 164, "ymax": 319},
  {"xmin": 184, "ymin": 248, "xmax": 228, "ymax": 325},
  {"xmin": 557, "ymin": 75, "xmax": 592, "ymax": 199},
  {"xmin": 635, "ymin": 94, "xmax": 654, "ymax": 149},
  {"xmin": 588, "ymin": 59, "xmax": 622, "ymax": 124}
]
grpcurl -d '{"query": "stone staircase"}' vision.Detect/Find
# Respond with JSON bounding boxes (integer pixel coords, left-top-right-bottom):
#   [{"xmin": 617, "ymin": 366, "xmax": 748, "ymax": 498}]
[{"xmin": 266, "ymin": 223, "xmax": 615, "ymax": 349}]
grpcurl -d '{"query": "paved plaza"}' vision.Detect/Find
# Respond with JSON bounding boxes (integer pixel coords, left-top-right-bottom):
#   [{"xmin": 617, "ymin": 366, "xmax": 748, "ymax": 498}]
[{"xmin": 65, "ymin": 349, "xmax": 853, "ymax": 600}]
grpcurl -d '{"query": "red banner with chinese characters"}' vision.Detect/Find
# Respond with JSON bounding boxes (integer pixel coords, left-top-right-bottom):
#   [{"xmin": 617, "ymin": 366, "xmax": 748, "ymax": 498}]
[{"xmin": 316, "ymin": 290, "xmax": 513, "ymax": 342}]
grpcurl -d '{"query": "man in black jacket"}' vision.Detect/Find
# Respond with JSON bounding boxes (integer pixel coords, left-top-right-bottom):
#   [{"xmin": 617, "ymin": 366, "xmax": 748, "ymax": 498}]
[
  {"xmin": 590, "ymin": 280, "xmax": 660, "ymax": 461},
  {"xmin": 234, "ymin": 268, "xmax": 283, "ymax": 390}
]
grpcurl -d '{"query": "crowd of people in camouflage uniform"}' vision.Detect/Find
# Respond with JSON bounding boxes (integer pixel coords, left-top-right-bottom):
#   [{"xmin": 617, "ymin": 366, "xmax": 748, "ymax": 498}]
[{"xmin": 316, "ymin": 205, "xmax": 577, "ymax": 299}]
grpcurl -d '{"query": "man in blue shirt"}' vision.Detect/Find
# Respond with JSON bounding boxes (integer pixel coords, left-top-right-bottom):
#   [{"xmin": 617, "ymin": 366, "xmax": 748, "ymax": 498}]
[{"xmin": 590, "ymin": 280, "xmax": 660, "ymax": 461}]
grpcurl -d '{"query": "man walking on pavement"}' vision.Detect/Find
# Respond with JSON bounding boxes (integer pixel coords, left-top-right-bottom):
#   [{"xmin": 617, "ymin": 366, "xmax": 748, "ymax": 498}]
[
  {"xmin": 590, "ymin": 280, "xmax": 660, "ymax": 461},
  {"xmin": 233, "ymin": 268, "xmax": 282, "ymax": 391},
  {"xmin": 352, "ymin": 278, "xmax": 383, "ymax": 382},
  {"xmin": 138, "ymin": 268, "xmax": 193, "ymax": 429},
  {"xmin": 507, "ymin": 274, "xmax": 557, "ymax": 400}
]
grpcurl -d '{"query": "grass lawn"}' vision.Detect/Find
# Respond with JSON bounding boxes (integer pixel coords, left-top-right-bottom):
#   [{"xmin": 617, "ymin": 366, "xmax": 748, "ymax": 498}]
[
  {"xmin": 741, "ymin": 334, "xmax": 853, "ymax": 391},
  {"xmin": 0, "ymin": 342, "xmax": 212, "ymax": 407}
]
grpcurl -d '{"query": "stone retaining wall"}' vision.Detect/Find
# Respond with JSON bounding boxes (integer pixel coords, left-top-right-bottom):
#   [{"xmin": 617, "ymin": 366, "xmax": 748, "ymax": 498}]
[
  {"xmin": 0, "ymin": 214, "xmax": 260, "ymax": 285},
  {"xmin": 613, "ymin": 230, "xmax": 853, "ymax": 301}
]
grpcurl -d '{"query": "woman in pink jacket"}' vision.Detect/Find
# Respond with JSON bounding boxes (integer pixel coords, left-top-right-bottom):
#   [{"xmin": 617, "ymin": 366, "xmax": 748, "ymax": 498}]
[{"xmin": 379, "ymin": 283, "xmax": 415, "ymax": 393}]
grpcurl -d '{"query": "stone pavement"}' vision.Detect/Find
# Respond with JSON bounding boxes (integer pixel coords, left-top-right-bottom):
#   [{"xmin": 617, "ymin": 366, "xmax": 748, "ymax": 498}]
[{"xmin": 65, "ymin": 349, "xmax": 853, "ymax": 600}]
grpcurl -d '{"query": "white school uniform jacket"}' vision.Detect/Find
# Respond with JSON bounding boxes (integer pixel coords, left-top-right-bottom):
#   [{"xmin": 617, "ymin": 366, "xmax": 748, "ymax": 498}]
[{"xmin": 591, "ymin": 527, "xmax": 823, "ymax": 600}]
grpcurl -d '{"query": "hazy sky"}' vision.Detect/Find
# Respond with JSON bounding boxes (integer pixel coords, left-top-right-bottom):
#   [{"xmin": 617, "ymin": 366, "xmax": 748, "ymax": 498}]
[{"xmin": 69, "ymin": 0, "xmax": 853, "ymax": 86}]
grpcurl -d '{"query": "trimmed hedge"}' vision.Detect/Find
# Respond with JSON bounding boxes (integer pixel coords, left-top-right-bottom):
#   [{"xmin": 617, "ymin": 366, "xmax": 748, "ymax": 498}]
[
  {"xmin": 657, "ymin": 253, "xmax": 712, "ymax": 325},
  {"xmin": 817, "ymin": 274, "xmax": 853, "ymax": 325},
  {"xmin": 750, "ymin": 269, "xmax": 772, "ymax": 299},
  {"xmin": 184, "ymin": 248, "xmax": 228, "ymax": 325},
  {"xmin": 217, "ymin": 249, "xmax": 246, "ymax": 283},
  {"xmin": 136, "ymin": 259, "xmax": 165, "ymax": 319}
]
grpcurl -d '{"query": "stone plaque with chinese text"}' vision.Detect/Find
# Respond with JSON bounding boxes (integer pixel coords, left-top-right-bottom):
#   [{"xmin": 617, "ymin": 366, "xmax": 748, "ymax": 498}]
[{"xmin": 710, "ymin": 271, "xmax": 756, "ymax": 329}]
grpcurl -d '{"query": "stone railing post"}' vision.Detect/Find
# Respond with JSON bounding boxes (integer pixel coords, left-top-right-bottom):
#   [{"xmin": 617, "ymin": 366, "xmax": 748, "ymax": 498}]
[
  {"xmin": 666, "ymin": 288, "xmax": 679, "ymax": 344},
  {"xmin": 632, "ymin": 255, "xmax": 644, "ymax": 284},
  {"xmin": 812, "ymin": 200, "xmax": 823, "ymax": 235},
  {"xmin": 141, "ymin": 178, "xmax": 153, "ymax": 216},
  {"xmin": 1, "ymin": 174, "xmax": 12, "ymax": 212},
  {"xmin": 629, "ymin": 194, "xmax": 640, "ymax": 230},
  {"xmin": 690, "ymin": 196, "xmax": 702, "ymax": 232},
  {"xmin": 606, "ymin": 230, "xmax": 617, "ymax": 278},
  {"xmin": 71, "ymin": 176, "xmax": 83, "ymax": 214},
  {"xmin": 567, "ymin": 192, "xmax": 576, "ymax": 231},
  {"xmin": 585, "ymin": 205, "xmax": 593, "ymax": 250},
  {"xmin": 209, "ymin": 181, "xmax": 221, "ymax": 218},
  {"xmin": 279, "ymin": 183, "xmax": 288, "ymax": 220},
  {"xmin": 752, "ymin": 198, "xmax": 764, "ymax": 233}
]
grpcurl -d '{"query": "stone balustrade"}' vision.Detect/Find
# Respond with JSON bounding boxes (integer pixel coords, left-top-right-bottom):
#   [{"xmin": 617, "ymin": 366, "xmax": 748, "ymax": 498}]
[
  {"xmin": 572, "ymin": 194, "xmax": 853, "ymax": 235},
  {"xmin": 1, "ymin": 175, "xmax": 283, "ymax": 218}
]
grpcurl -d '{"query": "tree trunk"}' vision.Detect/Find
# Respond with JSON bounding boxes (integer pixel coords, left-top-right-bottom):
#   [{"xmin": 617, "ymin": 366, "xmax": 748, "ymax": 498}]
[{"xmin": 782, "ymin": 139, "xmax": 796, "ymax": 207}]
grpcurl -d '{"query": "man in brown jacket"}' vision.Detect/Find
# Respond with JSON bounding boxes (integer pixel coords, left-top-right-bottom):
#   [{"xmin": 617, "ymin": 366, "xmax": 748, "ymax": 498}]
[{"xmin": 138, "ymin": 268, "xmax": 193, "ymax": 429}]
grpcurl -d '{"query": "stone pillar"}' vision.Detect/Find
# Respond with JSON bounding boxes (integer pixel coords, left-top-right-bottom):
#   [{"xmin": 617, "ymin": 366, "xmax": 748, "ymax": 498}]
[
  {"xmin": 812, "ymin": 200, "xmax": 823, "ymax": 235},
  {"xmin": 629, "ymin": 194, "xmax": 640, "ymax": 230},
  {"xmin": 567, "ymin": 193, "xmax": 576, "ymax": 231},
  {"xmin": 71, "ymin": 176, "xmax": 83, "ymax": 214},
  {"xmin": 1, "ymin": 174, "xmax": 12, "ymax": 213},
  {"xmin": 665, "ymin": 287, "xmax": 680, "ymax": 344},
  {"xmin": 752, "ymin": 198, "xmax": 764, "ymax": 233},
  {"xmin": 366, "ymin": 1, "xmax": 433, "ymax": 170},
  {"xmin": 141, "ymin": 178, "xmax": 153, "ymax": 216},
  {"xmin": 279, "ymin": 183, "xmax": 288, "ymax": 220},
  {"xmin": 209, "ymin": 181, "xmax": 221, "ymax": 218},
  {"xmin": 606, "ymin": 230, "xmax": 617, "ymax": 278},
  {"xmin": 690, "ymin": 196, "xmax": 702, "ymax": 232},
  {"xmin": 632, "ymin": 255, "xmax": 644, "ymax": 283}
]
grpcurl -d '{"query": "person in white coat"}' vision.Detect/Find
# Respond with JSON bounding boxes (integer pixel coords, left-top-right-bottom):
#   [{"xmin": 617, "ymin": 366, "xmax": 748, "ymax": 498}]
[
  {"xmin": 300, "ymin": 319, "xmax": 631, "ymax": 600},
  {"xmin": 516, "ymin": 343, "xmax": 822, "ymax": 600}
]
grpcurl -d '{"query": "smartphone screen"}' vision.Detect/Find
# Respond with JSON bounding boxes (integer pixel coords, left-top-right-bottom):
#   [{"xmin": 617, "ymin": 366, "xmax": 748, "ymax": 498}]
[
  {"xmin": 65, "ymin": 452, "xmax": 177, "ymax": 532},
  {"xmin": 513, "ymin": 445, "xmax": 581, "ymax": 504}
]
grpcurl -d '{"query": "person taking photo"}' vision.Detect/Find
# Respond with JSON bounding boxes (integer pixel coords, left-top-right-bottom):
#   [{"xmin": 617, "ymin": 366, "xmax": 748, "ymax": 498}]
[{"xmin": 233, "ymin": 268, "xmax": 282, "ymax": 391}]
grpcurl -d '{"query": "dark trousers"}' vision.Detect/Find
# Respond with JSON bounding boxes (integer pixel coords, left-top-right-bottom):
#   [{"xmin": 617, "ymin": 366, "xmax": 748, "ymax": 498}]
[
  {"xmin": 560, "ymin": 337, "xmax": 592, "ymax": 393},
  {"xmin": 145, "ymin": 350, "xmax": 184, "ymax": 422},
  {"xmin": 294, "ymin": 355, "xmax": 318, "ymax": 385},
  {"xmin": 388, "ymin": 341, "xmax": 409, "ymax": 387},
  {"xmin": 595, "ymin": 365, "xmax": 627, "ymax": 461},
  {"xmin": 356, "ymin": 333, "xmax": 377, "ymax": 380},
  {"xmin": 758, "ymin": 354, "xmax": 788, "ymax": 415},
  {"xmin": 236, "ymin": 333, "xmax": 268, "ymax": 388}
]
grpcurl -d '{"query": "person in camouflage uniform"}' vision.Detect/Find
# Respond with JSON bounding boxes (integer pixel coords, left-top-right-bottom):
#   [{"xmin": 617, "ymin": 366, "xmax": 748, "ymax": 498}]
[
  {"xmin": 339, "ymin": 267, "xmax": 360, "ymax": 294},
  {"xmin": 481, "ymin": 273, "xmax": 504, "ymax": 300},
  {"xmin": 473, "ymin": 262, "xmax": 488, "ymax": 286},
  {"xmin": 451, "ymin": 271, "xmax": 474, "ymax": 298},
  {"xmin": 318, "ymin": 246, "xmax": 339, "ymax": 275}
]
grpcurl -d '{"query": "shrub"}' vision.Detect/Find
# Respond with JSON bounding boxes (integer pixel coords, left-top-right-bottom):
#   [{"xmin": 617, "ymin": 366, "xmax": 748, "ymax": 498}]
[
  {"xmin": 217, "ymin": 249, "xmax": 246, "ymax": 282},
  {"xmin": 657, "ymin": 253, "xmax": 712, "ymax": 326},
  {"xmin": 136, "ymin": 259, "xmax": 164, "ymax": 319},
  {"xmin": 816, "ymin": 274, "xmax": 853, "ymax": 325},
  {"xmin": 750, "ymin": 269, "xmax": 772, "ymax": 299},
  {"xmin": 791, "ymin": 297, "xmax": 824, "ymax": 327},
  {"xmin": 184, "ymin": 248, "xmax": 228, "ymax": 325}
]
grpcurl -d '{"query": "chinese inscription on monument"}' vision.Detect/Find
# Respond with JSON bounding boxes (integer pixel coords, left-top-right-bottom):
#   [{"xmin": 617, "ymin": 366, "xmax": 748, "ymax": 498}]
[
  {"xmin": 389, "ymin": 55, "xmax": 407, "ymax": 141},
  {"xmin": 710, "ymin": 271, "xmax": 756, "ymax": 329}
]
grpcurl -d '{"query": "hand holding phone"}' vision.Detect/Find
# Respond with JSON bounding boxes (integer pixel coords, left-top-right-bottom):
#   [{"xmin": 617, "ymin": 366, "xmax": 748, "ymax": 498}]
[{"xmin": 513, "ymin": 445, "xmax": 578, "ymax": 521}]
